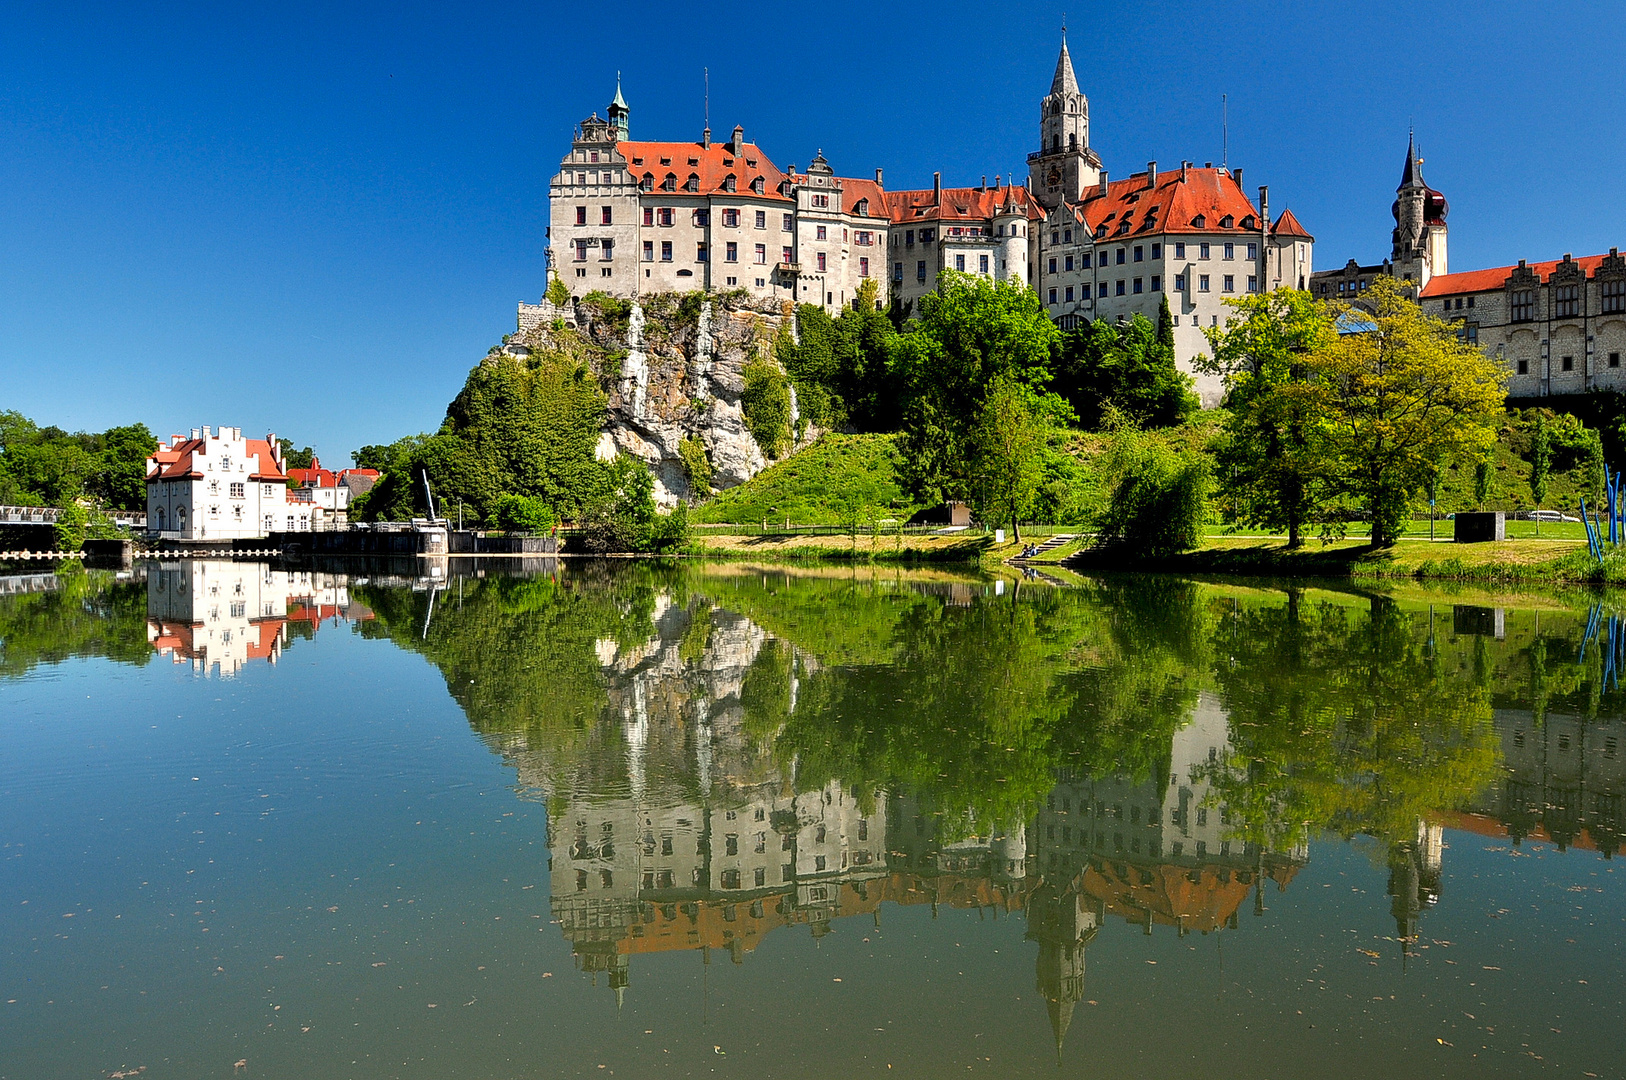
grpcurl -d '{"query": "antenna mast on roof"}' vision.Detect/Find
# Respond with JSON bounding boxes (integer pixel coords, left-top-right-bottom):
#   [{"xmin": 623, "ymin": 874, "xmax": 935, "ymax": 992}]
[
  {"xmin": 1222, "ymin": 93, "xmax": 1229, "ymax": 172},
  {"xmin": 704, "ymin": 67, "xmax": 709, "ymax": 130}
]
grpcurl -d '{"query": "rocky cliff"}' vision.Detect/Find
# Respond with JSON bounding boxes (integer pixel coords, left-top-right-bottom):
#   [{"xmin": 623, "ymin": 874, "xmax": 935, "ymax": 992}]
[{"xmin": 512, "ymin": 291, "xmax": 808, "ymax": 507}]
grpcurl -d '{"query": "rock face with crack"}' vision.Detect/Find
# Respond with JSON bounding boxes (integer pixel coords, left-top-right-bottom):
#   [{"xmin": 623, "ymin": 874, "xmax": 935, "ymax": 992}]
[{"xmin": 513, "ymin": 292, "xmax": 814, "ymax": 507}]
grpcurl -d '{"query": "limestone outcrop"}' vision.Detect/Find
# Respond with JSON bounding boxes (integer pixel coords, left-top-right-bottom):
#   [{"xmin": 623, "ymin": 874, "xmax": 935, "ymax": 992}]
[{"xmin": 514, "ymin": 292, "xmax": 807, "ymax": 507}]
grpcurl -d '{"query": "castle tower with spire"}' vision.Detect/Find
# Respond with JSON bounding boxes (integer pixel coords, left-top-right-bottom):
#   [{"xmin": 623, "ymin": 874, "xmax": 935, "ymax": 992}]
[
  {"xmin": 1029, "ymin": 34, "xmax": 1102, "ymax": 209},
  {"xmin": 1390, "ymin": 133, "xmax": 1449, "ymax": 288}
]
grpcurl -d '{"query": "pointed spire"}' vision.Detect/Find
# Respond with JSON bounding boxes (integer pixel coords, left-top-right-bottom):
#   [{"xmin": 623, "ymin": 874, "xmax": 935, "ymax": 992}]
[
  {"xmin": 1399, "ymin": 130, "xmax": 1422, "ymax": 189},
  {"xmin": 1050, "ymin": 36, "xmax": 1079, "ymax": 96},
  {"xmin": 611, "ymin": 71, "xmax": 627, "ymax": 111}
]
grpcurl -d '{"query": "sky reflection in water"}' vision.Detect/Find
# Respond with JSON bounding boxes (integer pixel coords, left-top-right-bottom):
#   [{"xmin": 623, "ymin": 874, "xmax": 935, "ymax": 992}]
[{"xmin": 0, "ymin": 559, "xmax": 1623, "ymax": 1079}]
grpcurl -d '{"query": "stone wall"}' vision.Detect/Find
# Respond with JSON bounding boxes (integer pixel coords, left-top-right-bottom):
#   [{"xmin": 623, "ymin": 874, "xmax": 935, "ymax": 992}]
[{"xmin": 511, "ymin": 291, "xmax": 805, "ymax": 507}]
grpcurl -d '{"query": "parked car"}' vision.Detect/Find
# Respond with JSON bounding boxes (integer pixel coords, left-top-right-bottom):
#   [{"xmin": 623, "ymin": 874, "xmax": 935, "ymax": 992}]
[{"xmin": 1530, "ymin": 509, "xmax": 1581, "ymax": 523}]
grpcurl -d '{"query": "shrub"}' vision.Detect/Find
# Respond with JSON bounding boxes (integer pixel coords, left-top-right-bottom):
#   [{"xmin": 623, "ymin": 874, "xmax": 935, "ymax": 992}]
[
  {"xmin": 1094, "ymin": 424, "xmax": 1212, "ymax": 557},
  {"xmin": 576, "ymin": 456, "xmax": 688, "ymax": 553},
  {"xmin": 53, "ymin": 503, "xmax": 87, "ymax": 551},
  {"xmin": 741, "ymin": 357, "xmax": 794, "ymax": 459},
  {"xmin": 678, "ymin": 435, "xmax": 712, "ymax": 500},
  {"xmin": 488, "ymin": 493, "xmax": 554, "ymax": 533}
]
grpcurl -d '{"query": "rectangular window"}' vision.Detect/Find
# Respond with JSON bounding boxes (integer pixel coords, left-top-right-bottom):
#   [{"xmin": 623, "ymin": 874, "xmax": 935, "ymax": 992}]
[
  {"xmin": 1511, "ymin": 288, "xmax": 1535, "ymax": 321},
  {"xmin": 696, "ymin": 242, "xmax": 708, "ymax": 262},
  {"xmin": 1223, "ymin": 242, "xmax": 1235, "ymax": 259},
  {"xmin": 1115, "ymin": 280, "xmax": 1125, "ymax": 296},
  {"xmin": 693, "ymin": 209, "xmax": 709, "ymax": 226},
  {"xmin": 1612, "ymin": 352, "xmax": 1621, "ymax": 368},
  {"xmin": 1082, "ymin": 252, "xmax": 1092, "ymax": 268},
  {"xmin": 1174, "ymin": 273, "xmax": 1185, "ymax": 290},
  {"xmin": 1116, "ymin": 248, "xmax": 1126, "ymax": 265},
  {"xmin": 1174, "ymin": 241, "xmax": 1185, "ymax": 259},
  {"xmin": 229, "ymin": 482, "xmax": 244, "ymax": 498},
  {"xmin": 1199, "ymin": 274, "xmax": 1211, "ymax": 292},
  {"xmin": 1098, "ymin": 282, "xmax": 1108, "ymax": 297},
  {"xmin": 600, "ymin": 239, "xmax": 614, "ymax": 261},
  {"xmin": 660, "ymin": 241, "xmax": 673, "ymax": 261},
  {"xmin": 1063, "ymin": 228, "xmax": 1072, "ymax": 243},
  {"xmin": 1561, "ymin": 355, "xmax": 1574, "ymax": 371},
  {"xmin": 601, "ymin": 206, "xmax": 612, "ymax": 225},
  {"xmin": 1604, "ymin": 279, "xmax": 1626, "ymax": 313},
  {"xmin": 979, "ymin": 254, "xmax": 989, "ymax": 274},
  {"xmin": 1199, "ymin": 242, "xmax": 1211, "ymax": 259},
  {"xmin": 725, "ymin": 241, "xmax": 738, "ymax": 262},
  {"xmin": 817, "ymin": 251, "xmax": 827, "ymax": 272},
  {"xmin": 859, "ymin": 256, "xmax": 869, "ymax": 277},
  {"xmin": 643, "ymin": 206, "xmax": 654, "ymax": 226},
  {"xmin": 1049, "ymin": 287, "xmax": 1058, "ymax": 304},
  {"xmin": 955, "ymin": 254, "xmax": 965, "ymax": 271},
  {"xmin": 1223, "ymin": 274, "xmax": 1235, "ymax": 292},
  {"xmin": 576, "ymin": 206, "xmax": 587, "ymax": 225},
  {"xmin": 782, "ymin": 246, "xmax": 793, "ymax": 264},
  {"xmin": 658, "ymin": 207, "xmax": 673, "ymax": 227},
  {"xmin": 1134, "ymin": 246, "xmax": 1143, "ymax": 262},
  {"xmin": 1065, "ymin": 285, "xmax": 1074, "ymax": 302},
  {"xmin": 642, "ymin": 241, "xmax": 653, "ymax": 262},
  {"xmin": 1247, "ymin": 242, "xmax": 1258, "ymax": 259},
  {"xmin": 1151, "ymin": 275, "xmax": 1161, "ymax": 291},
  {"xmin": 816, "ymin": 225, "xmax": 827, "ymax": 241},
  {"xmin": 1555, "ymin": 283, "xmax": 1580, "ymax": 317},
  {"xmin": 1247, "ymin": 274, "xmax": 1258, "ymax": 292},
  {"xmin": 783, "ymin": 213, "xmax": 794, "ymax": 232},
  {"xmin": 917, "ymin": 260, "xmax": 927, "ymax": 281},
  {"xmin": 1151, "ymin": 243, "xmax": 1161, "ymax": 258},
  {"xmin": 725, "ymin": 208, "xmax": 739, "ymax": 227},
  {"xmin": 1048, "ymin": 258, "xmax": 1057, "ymax": 274},
  {"xmin": 574, "ymin": 240, "xmax": 588, "ymax": 261},
  {"xmin": 1133, "ymin": 278, "xmax": 1143, "ymax": 293},
  {"xmin": 1517, "ymin": 358, "xmax": 1530, "ymax": 374},
  {"xmin": 1061, "ymin": 256, "xmax": 1072, "ymax": 272},
  {"xmin": 755, "ymin": 243, "xmax": 766, "ymax": 264},
  {"xmin": 894, "ymin": 262, "xmax": 903, "ymax": 281},
  {"xmin": 755, "ymin": 210, "xmax": 767, "ymax": 229}
]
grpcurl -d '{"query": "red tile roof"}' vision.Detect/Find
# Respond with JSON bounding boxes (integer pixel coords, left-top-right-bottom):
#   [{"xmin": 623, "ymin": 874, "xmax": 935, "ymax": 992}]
[
  {"xmin": 147, "ymin": 435, "xmax": 287, "ymax": 483},
  {"xmin": 288, "ymin": 456, "xmax": 339, "ymax": 488},
  {"xmin": 1420, "ymin": 252, "xmax": 1614, "ymax": 297},
  {"xmin": 885, "ymin": 184, "xmax": 1043, "ymax": 225},
  {"xmin": 617, "ymin": 140, "xmax": 790, "ymax": 202},
  {"xmin": 836, "ymin": 176, "xmax": 888, "ymax": 220},
  {"xmin": 1080, "ymin": 166, "xmax": 1264, "ymax": 240},
  {"xmin": 1271, "ymin": 207, "xmax": 1313, "ymax": 239}
]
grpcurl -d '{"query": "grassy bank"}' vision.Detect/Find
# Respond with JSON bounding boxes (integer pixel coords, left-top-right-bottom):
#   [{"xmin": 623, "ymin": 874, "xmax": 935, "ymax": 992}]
[
  {"xmin": 687, "ymin": 530, "xmax": 989, "ymax": 563},
  {"xmin": 693, "ymin": 433, "xmax": 914, "ymax": 526}
]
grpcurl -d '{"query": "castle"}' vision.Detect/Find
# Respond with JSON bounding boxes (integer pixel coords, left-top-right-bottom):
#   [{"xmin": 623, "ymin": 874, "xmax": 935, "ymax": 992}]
[
  {"xmin": 1314, "ymin": 135, "xmax": 1626, "ymax": 397},
  {"xmin": 547, "ymin": 42, "xmax": 1315, "ymax": 405}
]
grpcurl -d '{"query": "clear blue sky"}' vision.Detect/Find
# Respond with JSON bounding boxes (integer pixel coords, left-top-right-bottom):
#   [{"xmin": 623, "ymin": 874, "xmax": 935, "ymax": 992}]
[{"xmin": 4, "ymin": 1, "xmax": 1623, "ymax": 465}]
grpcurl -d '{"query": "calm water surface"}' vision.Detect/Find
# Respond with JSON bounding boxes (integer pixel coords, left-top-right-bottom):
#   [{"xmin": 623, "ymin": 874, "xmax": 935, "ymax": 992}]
[{"xmin": 1, "ymin": 559, "xmax": 1624, "ymax": 1079}]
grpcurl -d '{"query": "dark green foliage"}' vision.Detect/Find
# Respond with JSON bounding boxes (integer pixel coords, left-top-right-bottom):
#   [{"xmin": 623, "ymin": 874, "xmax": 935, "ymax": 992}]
[
  {"xmin": 1473, "ymin": 458, "xmax": 1492, "ymax": 508},
  {"xmin": 488, "ymin": 493, "xmax": 554, "ymax": 533},
  {"xmin": 892, "ymin": 272, "xmax": 1066, "ymax": 505},
  {"xmin": 677, "ymin": 435, "xmax": 711, "ymax": 499},
  {"xmin": 1052, "ymin": 313, "xmax": 1198, "ymax": 430},
  {"xmin": 1530, "ymin": 412, "xmax": 1551, "ymax": 509},
  {"xmin": 741, "ymin": 356, "xmax": 794, "ymax": 459},
  {"xmin": 0, "ymin": 411, "xmax": 156, "ymax": 511},
  {"xmin": 1094, "ymin": 423, "xmax": 1212, "ymax": 557},
  {"xmin": 276, "ymin": 439, "xmax": 315, "ymax": 471},
  {"xmin": 53, "ymin": 503, "xmax": 87, "ymax": 551},
  {"xmin": 774, "ymin": 280, "xmax": 901, "ymax": 432},
  {"xmin": 576, "ymin": 456, "xmax": 688, "ymax": 553}
]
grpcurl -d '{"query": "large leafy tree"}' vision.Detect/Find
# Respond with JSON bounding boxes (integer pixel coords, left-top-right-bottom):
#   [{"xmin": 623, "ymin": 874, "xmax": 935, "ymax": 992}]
[
  {"xmin": 1054, "ymin": 308, "xmax": 1197, "ymax": 430},
  {"xmin": 1202, "ymin": 288, "xmax": 1337, "ymax": 548},
  {"xmin": 893, "ymin": 272, "xmax": 1064, "ymax": 504},
  {"xmin": 775, "ymin": 279, "xmax": 901, "ymax": 433},
  {"xmin": 0, "ymin": 412, "xmax": 154, "ymax": 511},
  {"xmin": 968, "ymin": 377, "xmax": 1046, "ymax": 540},
  {"xmin": 1314, "ymin": 277, "xmax": 1507, "ymax": 546}
]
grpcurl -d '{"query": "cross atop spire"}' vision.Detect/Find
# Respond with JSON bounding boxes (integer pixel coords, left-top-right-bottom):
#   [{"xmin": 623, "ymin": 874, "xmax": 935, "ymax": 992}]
[
  {"xmin": 1399, "ymin": 130, "xmax": 1423, "ymax": 189},
  {"xmin": 1051, "ymin": 35, "xmax": 1079, "ymax": 96}
]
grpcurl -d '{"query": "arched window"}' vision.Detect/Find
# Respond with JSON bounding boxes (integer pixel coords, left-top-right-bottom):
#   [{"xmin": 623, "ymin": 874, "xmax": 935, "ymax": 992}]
[
  {"xmin": 662, "ymin": 173, "xmax": 676, "ymax": 192},
  {"xmin": 685, "ymin": 173, "xmax": 699, "ymax": 192},
  {"xmin": 1069, "ymin": 133, "xmax": 1077, "ymax": 150},
  {"xmin": 723, "ymin": 173, "xmax": 736, "ymax": 192},
  {"xmin": 1053, "ymin": 134, "xmax": 1061, "ymax": 150},
  {"xmin": 154, "ymin": 506, "xmax": 165, "ymax": 531},
  {"xmin": 641, "ymin": 172, "xmax": 654, "ymax": 191},
  {"xmin": 752, "ymin": 177, "xmax": 765, "ymax": 195}
]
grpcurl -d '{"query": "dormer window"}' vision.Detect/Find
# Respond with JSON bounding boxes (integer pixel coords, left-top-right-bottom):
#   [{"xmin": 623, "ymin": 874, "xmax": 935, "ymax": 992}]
[
  {"xmin": 723, "ymin": 158, "xmax": 734, "ymax": 167},
  {"xmin": 641, "ymin": 173, "xmax": 654, "ymax": 191},
  {"xmin": 854, "ymin": 198, "xmax": 868, "ymax": 215},
  {"xmin": 662, "ymin": 174, "xmax": 676, "ymax": 192},
  {"xmin": 1220, "ymin": 214, "xmax": 1234, "ymax": 228},
  {"xmin": 1192, "ymin": 214, "xmax": 1206, "ymax": 228},
  {"xmin": 723, "ymin": 174, "xmax": 736, "ymax": 192},
  {"xmin": 751, "ymin": 177, "xmax": 765, "ymax": 195},
  {"xmin": 660, "ymin": 156, "xmax": 671, "ymax": 165},
  {"xmin": 746, "ymin": 158, "xmax": 757, "ymax": 167},
  {"xmin": 685, "ymin": 174, "xmax": 699, "ymax": 192},
  {"xmin": 1095, "ymin": 224, "xmax": 1108, "ymax": 238},
  {"xmin": 688, "ymin": 157, "xmax": 699, "ymax": 166},
  {"xmin": 632, "ymin": 157, "xmax": 644, "ymax": 165},
  {"xmin": 1240, "ymin": 215, "xmax": 1255, "ymax": 229}
]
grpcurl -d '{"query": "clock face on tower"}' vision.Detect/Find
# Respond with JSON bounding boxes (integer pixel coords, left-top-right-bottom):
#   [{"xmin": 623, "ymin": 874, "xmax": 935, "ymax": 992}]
[{"xmin": 1047, "ymin": 166, "xmax": 1062, "ymax": 186}]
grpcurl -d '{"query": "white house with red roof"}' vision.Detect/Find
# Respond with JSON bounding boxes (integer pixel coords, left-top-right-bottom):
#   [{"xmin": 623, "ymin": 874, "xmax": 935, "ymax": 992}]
[
  {"xmin": 285, "ymin": 456, "xmax": 378, "ymax": 523},
  {"xmin": 146, "ymin": 426, "xmax": 314, "ymax": 540}
]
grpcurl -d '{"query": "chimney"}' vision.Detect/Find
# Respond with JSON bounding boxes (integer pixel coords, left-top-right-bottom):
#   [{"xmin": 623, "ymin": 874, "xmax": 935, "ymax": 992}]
[
  {"xmin": 1098, "ymin": 170, "xmax": 1108, "ymax": 197},
  {"xmin": 875, "ymin": 167, "xmax": 883, "ymax": 185},
  {"xmin": 933, "ymin": 171, "xmax": 941, "ymax": 204},
  {"xmin": 701, "ymin": 126, "xmax": 711, "ymax": 149},
  {"xmin": 981, "ymin": 175, "xmax": 987, "ymax": 189},
  {"xmin": 731, "ymin": 125, "xmax": 744, "ymax": 154},
  {"xmin": 1147, "ymin": 161, "xmax": 1157, "ymax": 188},
  {"xmin": 1181, "ymin": 161, "xmax": 1190, "ymax": 183},
  {"xmin": 1234, "ymin": 167, "xmax": 1243, "ymax": 186},
  {"xmin": 1205, "ymin": 161, "xmax": 1213, "ymax": 169}
]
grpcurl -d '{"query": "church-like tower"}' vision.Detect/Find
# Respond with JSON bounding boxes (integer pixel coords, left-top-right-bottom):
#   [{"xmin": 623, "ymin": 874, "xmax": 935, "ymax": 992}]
[
  {"xmin": 608, "ymin": 75, "xmax": 630, "ymax": 141},
  {"xmin": 1391, "ymin": 133, "xmax": 1448, "ymax": 287},
  {"xmin": 1029, "ymin": 36, "xmax": 1102, "ymax": 209}
]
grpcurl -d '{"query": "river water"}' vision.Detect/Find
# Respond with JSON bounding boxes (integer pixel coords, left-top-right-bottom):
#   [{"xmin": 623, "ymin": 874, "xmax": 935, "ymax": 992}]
[{"xmin": 1, "ymin": 559, "xmax": 1623, "ymax": 1079}]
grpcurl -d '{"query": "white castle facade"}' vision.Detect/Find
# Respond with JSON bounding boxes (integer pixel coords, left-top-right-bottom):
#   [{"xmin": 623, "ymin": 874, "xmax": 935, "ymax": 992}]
[{"xmin": 546, "ymin": 43, "xmax": 1316, "ymax": 405}]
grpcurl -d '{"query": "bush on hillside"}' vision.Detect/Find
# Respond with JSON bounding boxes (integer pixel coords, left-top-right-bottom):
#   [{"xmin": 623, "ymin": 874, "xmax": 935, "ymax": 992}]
[
  {"xmin": 1093, "ymin": 423, "xmax": 1211, "ymax": 557},
  {"xmin": 488, "ymin": 494, "xmax": 554, "ymax": 534},
  {"xmin": 741, "ymin": 356, "xmax": 794, "ymax": 459}
]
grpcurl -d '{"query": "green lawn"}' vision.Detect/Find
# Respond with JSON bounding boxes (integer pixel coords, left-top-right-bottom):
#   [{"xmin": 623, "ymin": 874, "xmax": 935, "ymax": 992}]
[{"xmin": 693, "ymin": 433, "xmax": 916, "ymax": 526}]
